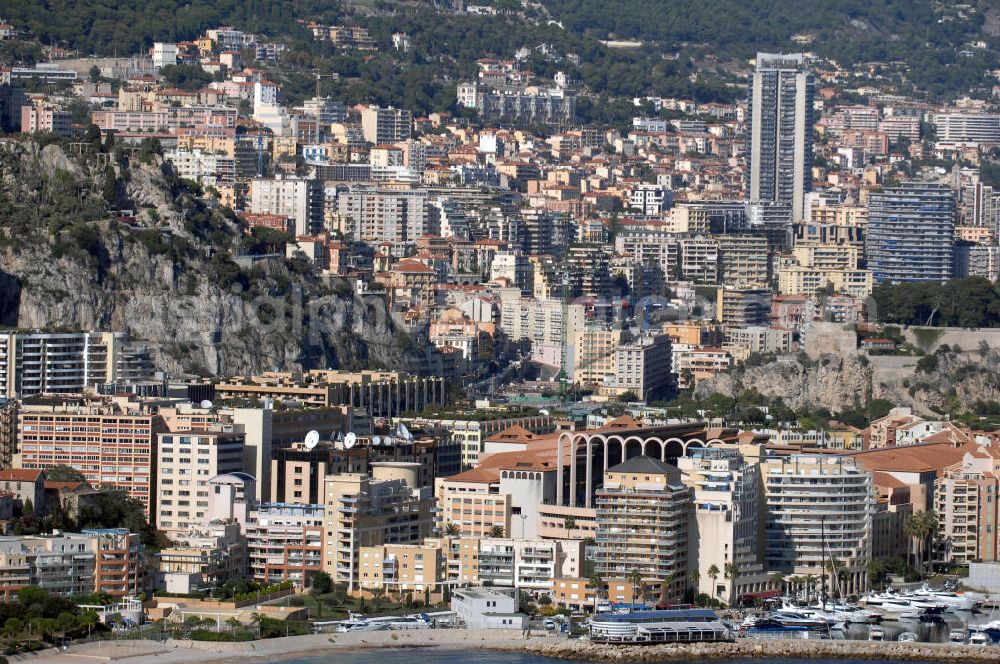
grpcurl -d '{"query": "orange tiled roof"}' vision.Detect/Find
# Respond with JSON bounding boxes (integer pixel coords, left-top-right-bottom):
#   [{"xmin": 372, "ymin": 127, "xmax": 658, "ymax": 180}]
[{"xmin": 0, "ymin": 468, "xmax": 43, "ymax": 482}]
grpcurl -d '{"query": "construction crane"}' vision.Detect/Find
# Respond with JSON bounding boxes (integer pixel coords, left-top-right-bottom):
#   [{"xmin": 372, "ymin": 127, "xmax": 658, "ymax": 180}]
[{"xmin": 557, "ymin": 263, "xmax": 571, "ymax": 400}]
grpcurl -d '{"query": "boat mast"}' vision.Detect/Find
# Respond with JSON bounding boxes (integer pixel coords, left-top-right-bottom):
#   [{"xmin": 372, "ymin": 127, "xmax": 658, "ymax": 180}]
[{"xmin": 820, "ymin": 514, "xmax": 829, "ymax": 606}]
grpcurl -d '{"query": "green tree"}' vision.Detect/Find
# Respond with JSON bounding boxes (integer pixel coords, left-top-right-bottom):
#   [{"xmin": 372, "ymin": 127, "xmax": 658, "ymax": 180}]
[
  {"xmin": 589, "ymin": 572, "xmax": 605, "ymax": 600},
  {"xmin": 443, "ymin": 522, "xmax": 462, "ymax": 537},
  {"xmin": 21, "ymin": 498, "xmax": 33, "ymax": 516},
  {"xmin": 707, "ymin": 565, "xmax": 720, "ymax": 599},
  {"xmin": 3, "ymin": 617, "xmax": 23, "ymax": 647},
  {"xmin": 487, "ymin": 525, "xmax": 505, "ymax": 538},
  {"xmin": 46, "ymin": 465, "xmax": 87, "ymax": 482},
  {"xmin": 803, "ymin": 574, "xmax": 817, "ymax": 603},
  {"xmin": 770, "ymin": 572, "xmax": 785, "ymax": 596},
  {"xmin": 310, "ymin": 571, "xmax": 333, "ymax": 596},
  {"xmin": 628, "ymin": 569, "xmax": 644, "ymax": 604}
]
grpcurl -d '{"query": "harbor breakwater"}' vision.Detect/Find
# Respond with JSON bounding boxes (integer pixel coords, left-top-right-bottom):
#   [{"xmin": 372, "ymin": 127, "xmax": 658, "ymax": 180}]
[{"xmin": 487, "ymin": 638, "xmax": 1000, "ymax": 662}]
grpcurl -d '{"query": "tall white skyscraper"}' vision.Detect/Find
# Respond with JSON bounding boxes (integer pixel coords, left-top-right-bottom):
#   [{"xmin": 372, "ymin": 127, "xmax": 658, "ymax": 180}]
[{"xmin": 746, "ymin": 52, "xmax": 815, "ymax": 223}]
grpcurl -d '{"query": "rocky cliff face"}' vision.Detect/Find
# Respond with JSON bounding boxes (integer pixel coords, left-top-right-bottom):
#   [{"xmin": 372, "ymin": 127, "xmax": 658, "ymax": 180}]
[
  {"xmin": 693, "ymin": 354, "xmax": 875, "ymax": 413},
  {"xmin": 693, "ymin": 349, "xmax": 1000, "ymax": 417},
  {"xmin": 0, "ymin": 139, "xmax": 421, "ymax": 377}
]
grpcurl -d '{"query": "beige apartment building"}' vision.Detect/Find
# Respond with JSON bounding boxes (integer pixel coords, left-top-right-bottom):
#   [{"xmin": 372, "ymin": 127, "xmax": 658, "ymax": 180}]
[
  {"xmin": 0, "ymin": 529, "xmax": 145, "ymax": 600},
  {"xmin": 594, "ymin": 456, "xmax": 692, "ymax": 603},
  {"xmin": 323, "ymin": 463, "xmax": 436, "ymax": 592},
  {"xmin": 155, "ymin": 426, "xmax": 246, "ymax": 534},
  {"xmin": 357, "ymin": 541, "xmax": 447, "ymax": 596},
  {"xmin": 935, "ymin": 446, "xmax": 1000, "ymax": 564}
]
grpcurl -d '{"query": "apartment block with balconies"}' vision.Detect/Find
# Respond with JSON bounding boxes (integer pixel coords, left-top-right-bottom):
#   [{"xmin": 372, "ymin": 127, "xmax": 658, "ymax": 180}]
[
  {"xmin": 594, "ymin": 456, "xmax": 692, "ymax": 603},
  {"xmin": 762, "ymin": 455, "xmax": 874, "ymax": 595}
]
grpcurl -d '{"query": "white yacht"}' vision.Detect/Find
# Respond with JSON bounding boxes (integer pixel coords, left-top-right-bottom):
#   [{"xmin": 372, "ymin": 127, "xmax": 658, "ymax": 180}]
[
  {"xmin": 905, "ymin": 586, "xmax": 978, "ymax": 612},
  {"xmin": 812, "ymin": 602, "xmax": 881, "ymax": 624}
]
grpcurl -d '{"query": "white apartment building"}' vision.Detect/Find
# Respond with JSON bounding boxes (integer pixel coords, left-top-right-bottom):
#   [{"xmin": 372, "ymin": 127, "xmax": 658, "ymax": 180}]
[
  {"xmin": 614, "ymin": 228, "xmax": 679, "ymax": 272},
  {"xmin": 360, "ymin": 106, "xmax": 412, "ymax": 143},
  {"xmin": 156, "ymin": 427, "xmax": 246, "ymax": 535},
  {"xmin": 165, "ymin": 149, "xmax": 236, "ymax": 187},
  {"xmin": 498, "ymin": 293, "xmax": 586, "ymax": 371},
  {"xmin": 250, "ymin": 176, "xmax": 324, "ymax": 236},
  {"xmin": 336, "ymin": 186, "xmax": 431, "ymax": 245},
  {"xmin": 0, "ymin": 331, "xmax": 151, "ymax": 399},
  {"xmin": 934, "ymin": 113, "xmax": 1000, "ymax": 145},
  {"xmin": 477, "ymin": 538, "xmax": 585, "ymax": 595},
  {"xmin": 629, "ymin": 184, "xmax": 673, "ymax": 216},
  {"xmin": 490, "ymin": 250, "xmax": 532, "ymax": 290},
  {"xmin": 763, "ymin": 455, "xmax": 875, "ymax": 596},
  {"xmin": 151, "ymin": 42, "xmax": 177, "ymax": 69},
  {"xmin": 678, "ymin": 450, "xmax": 768, "ymax": 605},
  {"xmin": 725, "ymin": 326, "xmax": 792, "ymax": 355}
]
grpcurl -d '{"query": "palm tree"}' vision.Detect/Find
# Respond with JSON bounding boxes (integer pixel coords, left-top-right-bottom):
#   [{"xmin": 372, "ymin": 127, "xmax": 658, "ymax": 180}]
[
  {"xmin": 707, "ymin": 565, "xmax": 721, "ymax": 600},
  {"xmin": 787, "ymin": 576, "xmax": 802, "ymax": 601},
  {"xmin": 563, "ymin": 516, "xmax": 576, "ymax": 537},
  {"xmin": 487, "ymin": 525, "xmax": 505, "ymax": 538},
  {"xmin": 903, "ymin": 511, "xmax": 939, "ymax": 574},
  {"xmin": 919, "ymin": 511, "xmax": 940, "ymax": 571},
  {"xmin": 250, "ymin": 612, "xmax": 263, "ymax": 637},
  {"xmin": 225, "ymin": 617, "xmax": 241, "ymax": 632},
  {"xmin": 658, "ymin": 572, "xmax": 679, "ymax": 605},
  {"xmin": 628, "ymin": 568, "xmax": 644, "ymax": 604},
  {"xmin": 689, "ymin": 569, "xmax": 701, "ymax": 594},
  {"xmin": 824, "ymin": 557, "xmax": 839, "ymax": 599},
  {"xmin": 903, "ymin": 514, "xmax": 918, "ymax": 570},
  {"xmin": 589, "ymin": 572, "xmax": 605, "ymax": 601},
  {"xmin": 770, "ymin": 572, "xmax": 786, "ymax": 596},
  {"xmin": 867, "ymin": 558, "xmax": 887, "ymax": 588},
  {"xmin": 803, "ymin": 574, "xmax": 817, "ymax": 603},
  {"xmin": 723, "ymin": 563, "xmax": 739, "ymax": 605},
  {"xmin": 443, "ymin": 522, "xmax": 462, "ymax": 537}
]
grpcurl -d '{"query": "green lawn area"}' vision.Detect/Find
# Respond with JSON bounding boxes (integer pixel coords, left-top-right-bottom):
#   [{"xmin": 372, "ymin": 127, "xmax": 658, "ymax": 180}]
[{"xmin": 265, "ymin": 592, "xmax": 451, "ymax": 621}]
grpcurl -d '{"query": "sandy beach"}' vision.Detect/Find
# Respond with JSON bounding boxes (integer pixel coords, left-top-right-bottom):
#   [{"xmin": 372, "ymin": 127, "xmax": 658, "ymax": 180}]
[{"xmin": 10, "ymin": 628, "xmax": 530, "ymax": 664}]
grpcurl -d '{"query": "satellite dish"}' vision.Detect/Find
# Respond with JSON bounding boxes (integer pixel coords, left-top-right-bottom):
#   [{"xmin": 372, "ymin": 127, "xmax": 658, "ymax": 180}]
[
  {"xmin": 397, "ymin": 423, "xmax": 412, "ymax": 441},
  {"xmin": 539, "ymin": 409, "xmax": 549, "ymax": 416},
  {"xmin": 304, "ymin": 430, "xmax": 320, "ymax": 450},
  {"xmin": 344, "ymin": 432, "xmax": 357, "ymax": 449},
  {"xmin": 384, "ymin": 436, "xmax": 395, "ymax": 447},
  {"xmin": 372, "ymin": 435, "xmax": 382, "ymax": 447},
  {"xmin": 200, "ymin": 400, "xmax": 214, "ymax": 409}
]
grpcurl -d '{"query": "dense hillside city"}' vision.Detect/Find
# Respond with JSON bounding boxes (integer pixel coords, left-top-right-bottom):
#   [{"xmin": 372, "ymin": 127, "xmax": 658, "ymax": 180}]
[{"xmin": 2, "ymin": 0, "xmax": 1000, "ymax": 659}]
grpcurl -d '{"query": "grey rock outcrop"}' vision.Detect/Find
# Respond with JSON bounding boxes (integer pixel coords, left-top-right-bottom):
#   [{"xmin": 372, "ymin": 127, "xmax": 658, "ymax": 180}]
[{"xmin": 0, "ymin": 140, "xmax": 421, "ymax": 377}]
